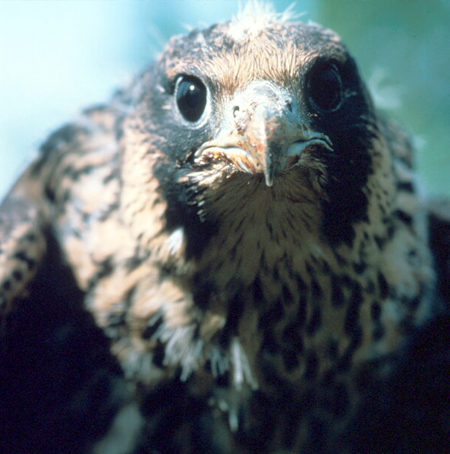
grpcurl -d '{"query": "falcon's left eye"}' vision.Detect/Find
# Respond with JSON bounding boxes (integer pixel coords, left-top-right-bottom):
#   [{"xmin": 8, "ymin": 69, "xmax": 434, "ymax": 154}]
[
  {"xmin": 307, "ymin": 62, "xmax": 344, "ymax": 113},
  {"xmin": 176, "ymin": 76, "xmax": 208, "ymax": 123}
]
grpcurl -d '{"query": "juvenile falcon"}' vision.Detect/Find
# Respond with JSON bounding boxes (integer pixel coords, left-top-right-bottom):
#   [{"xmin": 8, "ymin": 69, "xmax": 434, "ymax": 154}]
[{"xmin": 1, "ymin": 2, "xmax": 449, "ymax": 453}]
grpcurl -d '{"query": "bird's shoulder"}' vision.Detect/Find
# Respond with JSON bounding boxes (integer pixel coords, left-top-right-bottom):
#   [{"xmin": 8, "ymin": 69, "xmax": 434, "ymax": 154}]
[{"xmin": 0, "ymin": 92, "xmax": 133, "ymax": 315}]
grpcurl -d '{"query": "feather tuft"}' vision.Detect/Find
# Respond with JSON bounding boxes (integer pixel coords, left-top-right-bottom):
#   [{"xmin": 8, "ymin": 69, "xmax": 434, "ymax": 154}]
[{"xmin": 227, "ymin": 0, "xmax": 300, "ymax": 41}]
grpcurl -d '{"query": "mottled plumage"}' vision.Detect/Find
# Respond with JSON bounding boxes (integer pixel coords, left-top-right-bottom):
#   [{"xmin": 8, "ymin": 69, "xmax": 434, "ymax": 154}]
[{"xmin": 1, "ymin": 3, "xmax": 449, "ymax": 453}]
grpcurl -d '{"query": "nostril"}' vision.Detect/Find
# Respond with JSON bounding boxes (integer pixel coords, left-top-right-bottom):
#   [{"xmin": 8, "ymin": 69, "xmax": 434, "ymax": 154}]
[
  {"xmin": 286, "ymin": 102, "xmax": 293, "ymax": 112},
  {"xmin": 232, "ymin": 106, "xmax": 240, "ymax": 118}
]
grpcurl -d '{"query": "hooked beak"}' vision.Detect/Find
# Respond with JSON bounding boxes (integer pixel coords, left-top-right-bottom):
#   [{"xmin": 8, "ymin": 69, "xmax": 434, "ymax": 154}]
[{"xmin": 193, "ymin": 82, "xmax": 333, "ymax": 187}]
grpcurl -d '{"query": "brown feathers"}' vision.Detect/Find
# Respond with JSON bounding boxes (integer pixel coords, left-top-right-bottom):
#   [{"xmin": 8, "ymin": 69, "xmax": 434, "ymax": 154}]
[{"xmin": 0, "ymin": 3, "xmax": 445, "ymax": 453}]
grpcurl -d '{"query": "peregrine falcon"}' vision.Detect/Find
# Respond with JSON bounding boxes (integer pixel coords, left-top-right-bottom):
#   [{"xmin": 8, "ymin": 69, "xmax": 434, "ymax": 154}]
[{"xmin": 1, "ymin": 2, "xmax": 449, "ymax": 453}]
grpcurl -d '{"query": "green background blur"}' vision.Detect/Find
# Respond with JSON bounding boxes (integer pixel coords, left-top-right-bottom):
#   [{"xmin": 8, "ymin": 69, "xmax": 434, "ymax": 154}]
[{"xmin": 0, "ymin": 0, "xmax": 448, "ymax": 197}]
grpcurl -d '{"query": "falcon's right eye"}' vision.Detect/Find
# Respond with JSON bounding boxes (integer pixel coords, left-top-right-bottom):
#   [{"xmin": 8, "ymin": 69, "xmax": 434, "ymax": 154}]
[{"xmin": 176, "ymin": 76, "xmax": 207, "ymax": 123}]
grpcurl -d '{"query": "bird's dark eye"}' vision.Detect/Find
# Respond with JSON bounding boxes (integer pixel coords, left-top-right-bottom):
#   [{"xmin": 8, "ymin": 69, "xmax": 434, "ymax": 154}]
[
  {"xmin": 176, "ymin": 76, "xmax": 207, "ymax": 123},
  {"xmin": 307, "ymin": 62, "xmax": 343, "ymax": 112}
]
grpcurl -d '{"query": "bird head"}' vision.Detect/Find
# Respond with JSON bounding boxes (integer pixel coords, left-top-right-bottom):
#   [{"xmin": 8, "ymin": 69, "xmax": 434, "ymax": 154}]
[{"xmin": 120, "ymin": 3, "xmax": 395, "ymax": 259}]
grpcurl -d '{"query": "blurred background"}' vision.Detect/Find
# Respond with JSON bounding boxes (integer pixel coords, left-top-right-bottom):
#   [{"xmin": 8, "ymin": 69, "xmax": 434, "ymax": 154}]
[{"xmin": 0, "ymin": 0, "xmax": 449, "ymax": 199}]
